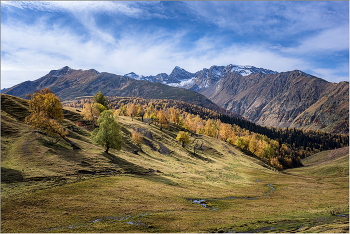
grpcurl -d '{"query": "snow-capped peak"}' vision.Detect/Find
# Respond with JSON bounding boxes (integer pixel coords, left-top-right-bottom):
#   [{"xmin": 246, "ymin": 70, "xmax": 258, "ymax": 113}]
[
  {"xmin": 169, "ymin": 66, "xmax": 194, "ymax": 82},
  {"xmin": 229, "ymin": 64, "xmax": 277, "ymax": 76},
  {"xmin": 124, "ymin": 72, "xmax": 141, "ymax": 80},
  {"xmin": 123, "ymin": 64, "xmax": 278, "ymax": 91}
]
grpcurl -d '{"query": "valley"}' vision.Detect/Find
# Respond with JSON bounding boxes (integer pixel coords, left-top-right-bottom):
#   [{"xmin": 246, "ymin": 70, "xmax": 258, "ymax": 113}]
[
  {"xmin": 1, "ymin": 94, "xmax": 348, "ymax": 233},
  {"xmin": 3, "ymin": 65, "xmax": 348, "ymax": 134},
  {"xmin": 2, "ymin": 2, "xmax": 349, "ymax": 233}
]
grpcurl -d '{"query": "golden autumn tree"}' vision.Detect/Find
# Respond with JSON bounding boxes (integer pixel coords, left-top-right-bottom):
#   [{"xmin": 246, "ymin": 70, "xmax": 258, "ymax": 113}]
[
  {"xmin": 219, "ymin": 123, "xmax": 232, "ymax": 141},
  {"xmin": 203, "ymin": 119, "xmax": 217, "ymax": 138},
  {"xmin": 176, "ymin": 131, "xmax": 190, "ymax": 147},
  {"xmin": 194, "ymin": 115, "xmax": 204, "ymax": 134},
  {"xmin": 132, "ymin": 130, "xmax": 143, "ymax": 146},
  {"xmin": 248, "ymin": 134, "xmax": 259, "ymax": 154},
  {"xmin": 25, "ymin": 90, "xmax": 79, "ymax": 149},
  {"xmin": 137, "ymin": 104, "xmax": 145, "ymax": 122},
  {"xmin": 169, "ymin": 107, "xmax": 180, "ymax": 125},
  {"xmin": 127, "ymin": 103, "xmax": 137, "ymax": 121},
  {"xmin": 158, "ymin": 109, "xmax": 168, "ymax": 130},
  {"xmin": 81, "ymin": 101, "xmax": 106, "ymax": 126}
]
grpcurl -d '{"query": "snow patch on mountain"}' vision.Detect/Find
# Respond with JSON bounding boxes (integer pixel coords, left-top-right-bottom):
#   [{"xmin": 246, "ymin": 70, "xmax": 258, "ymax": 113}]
[
  {"xmin": 167, "ymin": 77, "xmax": 197, "ymax": 88},
  {"xmin": 230, "ymin": 65, "xmax": 277, "ymax": 76},
  {"xmin": 124, "ymin": 64, "xmax": 278, "ymax": 90},
  {"xmin": 125, "ymin": 72, "xmax": 141, "ymax": 80}
]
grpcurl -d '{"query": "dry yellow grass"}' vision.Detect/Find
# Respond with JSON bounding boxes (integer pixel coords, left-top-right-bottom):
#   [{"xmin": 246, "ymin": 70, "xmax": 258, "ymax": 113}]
[{"xmin": 1, "ymin": 95, "xmax": 348, "ymax": 233}]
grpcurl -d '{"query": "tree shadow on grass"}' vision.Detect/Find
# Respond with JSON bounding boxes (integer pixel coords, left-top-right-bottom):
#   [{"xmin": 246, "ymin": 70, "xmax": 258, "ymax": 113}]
[
  {"xmin": 102, "ymin": 152, "xmax": 179, "ymax": 186},
  {"xmin": 186, "ymin": 149, "xmax": 214, "ymax": 163},
  {"xmin": 1, "ymin": 167, "xmax": 24, "ymax": 183},
  {"xmin": 102, "ymin": 152, "xmax": 149, "ymax": 175},
  {"xmin": 237, "ymin": 148, "xmax": 278, "ymax": 172}
]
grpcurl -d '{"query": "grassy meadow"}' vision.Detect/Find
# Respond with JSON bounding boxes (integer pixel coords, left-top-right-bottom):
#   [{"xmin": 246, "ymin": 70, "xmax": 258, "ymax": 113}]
[{"xmin": 1, "ymin": 94, "xmax": 349, "ymax": 233}]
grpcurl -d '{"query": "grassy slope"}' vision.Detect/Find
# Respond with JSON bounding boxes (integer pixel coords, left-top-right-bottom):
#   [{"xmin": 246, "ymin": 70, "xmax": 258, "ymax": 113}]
[{"xmin": 1, "ymin": 94, "xmax": 348, "ymax": 233}]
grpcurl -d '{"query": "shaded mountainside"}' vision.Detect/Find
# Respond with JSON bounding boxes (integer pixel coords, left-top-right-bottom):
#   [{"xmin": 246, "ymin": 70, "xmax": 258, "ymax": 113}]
[
  {"xmin": 126, "ymin": 65, "xmax": 349, "ymax": 134},
  {"xmin": 3, "ymin": 66, "xmax": 233, "ymax": 116},
  {"xmin": 207, "ymin": 70, "xmax": 349, "ymax": 134}
]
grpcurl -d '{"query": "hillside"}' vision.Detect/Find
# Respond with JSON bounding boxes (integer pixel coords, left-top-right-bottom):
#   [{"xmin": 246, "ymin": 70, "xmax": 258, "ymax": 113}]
[
  {"xmin": 126, "ymin": 65, "xmax": 349, "ymax": 134},
  {"xmin": 2, "ymin": 66, "xmax": 232, "ymax": 116},
  {"xmin": 1, "ymin": 94, "xmax": 348, "ymax": 233},
  {"xmin": 208, "ymin": 70, "xmax": 349, "ymax": 134},
  {"xmin": 4, "ymin": 65, "xmax": 348, "ymax": 134}
]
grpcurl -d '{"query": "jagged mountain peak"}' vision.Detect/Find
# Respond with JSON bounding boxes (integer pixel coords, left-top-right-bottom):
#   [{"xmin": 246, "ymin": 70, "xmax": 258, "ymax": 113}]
[
  {"xmin": 168, "ymin": 66, "xmax": 194, "ymax": 83},
  {"xmin": 227, "ymin": 64, "xmax": 277, "ymax": 76},
  {"xmin": 48, "ymin": 66, "xmax": 73, "ymax": 77},
  {"xmin": 124, "ymin": 72, "xmax": 140, "ymax": 80}
]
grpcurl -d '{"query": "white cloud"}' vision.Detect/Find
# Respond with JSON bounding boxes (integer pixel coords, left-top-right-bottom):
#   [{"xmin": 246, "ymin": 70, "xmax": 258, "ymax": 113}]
[
  {"xmin": 1, "ymin": 2, "xmax": 348, "ymax": 88},
  {"xmin": 311, "ymin": 64, "xmax": 349, "ymax": 83},
  {"xmin": 281, "ymin": 26, "xmax": 349, "ymax": 54},
  {"xmin": 1, "ymin": 19, "xmax": 314, "ymax": 88},
  {"xmin": 1, "ymin": 1, "xmax": 143, "ymax": 16},
  {"xmin": 184, "ymin": 1, "xmax": 349, "ymax": 39}
]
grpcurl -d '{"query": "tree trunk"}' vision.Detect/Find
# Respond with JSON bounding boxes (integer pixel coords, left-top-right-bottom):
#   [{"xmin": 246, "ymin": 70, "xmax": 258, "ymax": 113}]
[
  {"xmin": 34, "ymin": 130, "xmax": 81, "ymax": 150},
  {"xmin": 105, "ymin": 146, "xmax": 109, "ymax": 154},
  {"xmin": 63, "ymin": 137, "xmax": 81, "ymax": 150}
]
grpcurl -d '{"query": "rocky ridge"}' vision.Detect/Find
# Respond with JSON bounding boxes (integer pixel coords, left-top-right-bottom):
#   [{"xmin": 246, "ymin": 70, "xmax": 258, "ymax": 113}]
[
  {"xmin": 3, "ymin": 66, "xmax": 232, "ymax": 116},
  {"xmin": 125, "ymin": 66, "xmax": 349, "ymax": 134}
]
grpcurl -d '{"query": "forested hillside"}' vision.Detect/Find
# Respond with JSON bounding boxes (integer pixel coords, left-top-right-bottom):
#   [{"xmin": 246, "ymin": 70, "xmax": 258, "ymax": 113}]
[{"xmin": 65, "ymin": 96, "xmax": 348, "ymax": 170}]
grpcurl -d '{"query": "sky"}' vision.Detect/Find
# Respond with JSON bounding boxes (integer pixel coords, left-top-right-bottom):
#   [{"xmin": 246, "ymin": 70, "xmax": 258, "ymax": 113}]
[{"xmin": 1, "ymin": 1, "xmax": 349, "ymax": 88}]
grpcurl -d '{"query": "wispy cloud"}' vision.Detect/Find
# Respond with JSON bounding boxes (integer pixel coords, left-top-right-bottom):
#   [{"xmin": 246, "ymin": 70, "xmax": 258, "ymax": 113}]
[
  {"xmin": 280, "ymin": 26, "xmax": 349, "ymax": 55},
  {"xmin": 184, "ymin": 1, "xmax": 348, "ymax": 39},
  {"xmin": 0, "ymin": 19, "xmax": 309, "ymax": 79},
  {"xmin": 1, "ymin": 1, "xmax": 143, "ymax": 16},
  {"xmin": 1, "ymin": 1, "xmax": 348, "ymax": 88}
]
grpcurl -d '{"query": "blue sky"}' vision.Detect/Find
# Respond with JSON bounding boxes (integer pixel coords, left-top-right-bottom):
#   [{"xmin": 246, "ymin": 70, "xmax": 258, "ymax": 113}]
[{"xmin": 1, "ymin": 1, "xmax": 349, "ymax": 88}]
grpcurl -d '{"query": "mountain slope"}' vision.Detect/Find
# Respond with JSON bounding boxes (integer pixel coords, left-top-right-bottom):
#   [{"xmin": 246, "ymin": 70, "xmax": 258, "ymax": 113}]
[
  {"xmin": 125, "ymin": 66, "xmax": 349, "ymax": 134},
  {"xmin": 208, "ymin": 70, "xmax": 348, "ymax": 133},
  {"xmin": 1, "ymin": 94, "xmax": 348, "ymax": 233},
  {"xmin": 3, "ymin": 67, "xmax": 232, "ymax": 116}
]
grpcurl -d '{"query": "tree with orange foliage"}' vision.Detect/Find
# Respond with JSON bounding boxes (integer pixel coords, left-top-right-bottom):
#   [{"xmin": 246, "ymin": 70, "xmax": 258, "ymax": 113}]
[
  {"xmin": 127, "ymin": 103, "xmax": 137, "ymax": 121},
  {"xmin": 271, "ymin": 157, "xmax": 283, "ymax": 171},
  {"xmin": 132, "ymin": 129, "xmax": 143, "ymax": 146},
  {"xmin": 176, "ymin": 131, "xmax": 190, "ymax": 147},
  {"xmin": 82, "ymin": 101, "xmax": 106, "ymax": 126},
  {"xmin": 219, "ymin": 123, "xmax": 232, "ymax": 141},
  {"xmin": 137, "ymin": 104, "xmax": 145, "ymax": 122},
  {"xmin": 25, "ymin": 89, "xmax": 80, "ymax": 149},
  {"xmin": 203, "ymin": 119, "xmax": 217, "ymax": 138},
  {"xmin": 158, "ymin": 109, "xmax": 168, "ymax": 130},
  {"xmin": 169, "ymin": 107, "xmax": 180, "ymax": 124}
]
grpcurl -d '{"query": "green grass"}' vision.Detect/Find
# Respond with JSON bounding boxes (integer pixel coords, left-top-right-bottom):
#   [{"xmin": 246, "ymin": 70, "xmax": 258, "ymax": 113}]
[{"xmin": 1, "ymin": 94, "xmax": 349, "ymax": 233}]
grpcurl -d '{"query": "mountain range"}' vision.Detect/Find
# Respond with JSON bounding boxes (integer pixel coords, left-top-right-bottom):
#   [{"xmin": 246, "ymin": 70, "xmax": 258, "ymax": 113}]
[
  {"xmin": 125, "ymin": 65, "xmax": 349, "ymax": 134},
  {"xmin": 3, "ymin": 65, "xmax": 349, "ymax": 134},
  {"xmin": 2, "ymin": 66, "xmax": 231, "ymax": 116}
]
